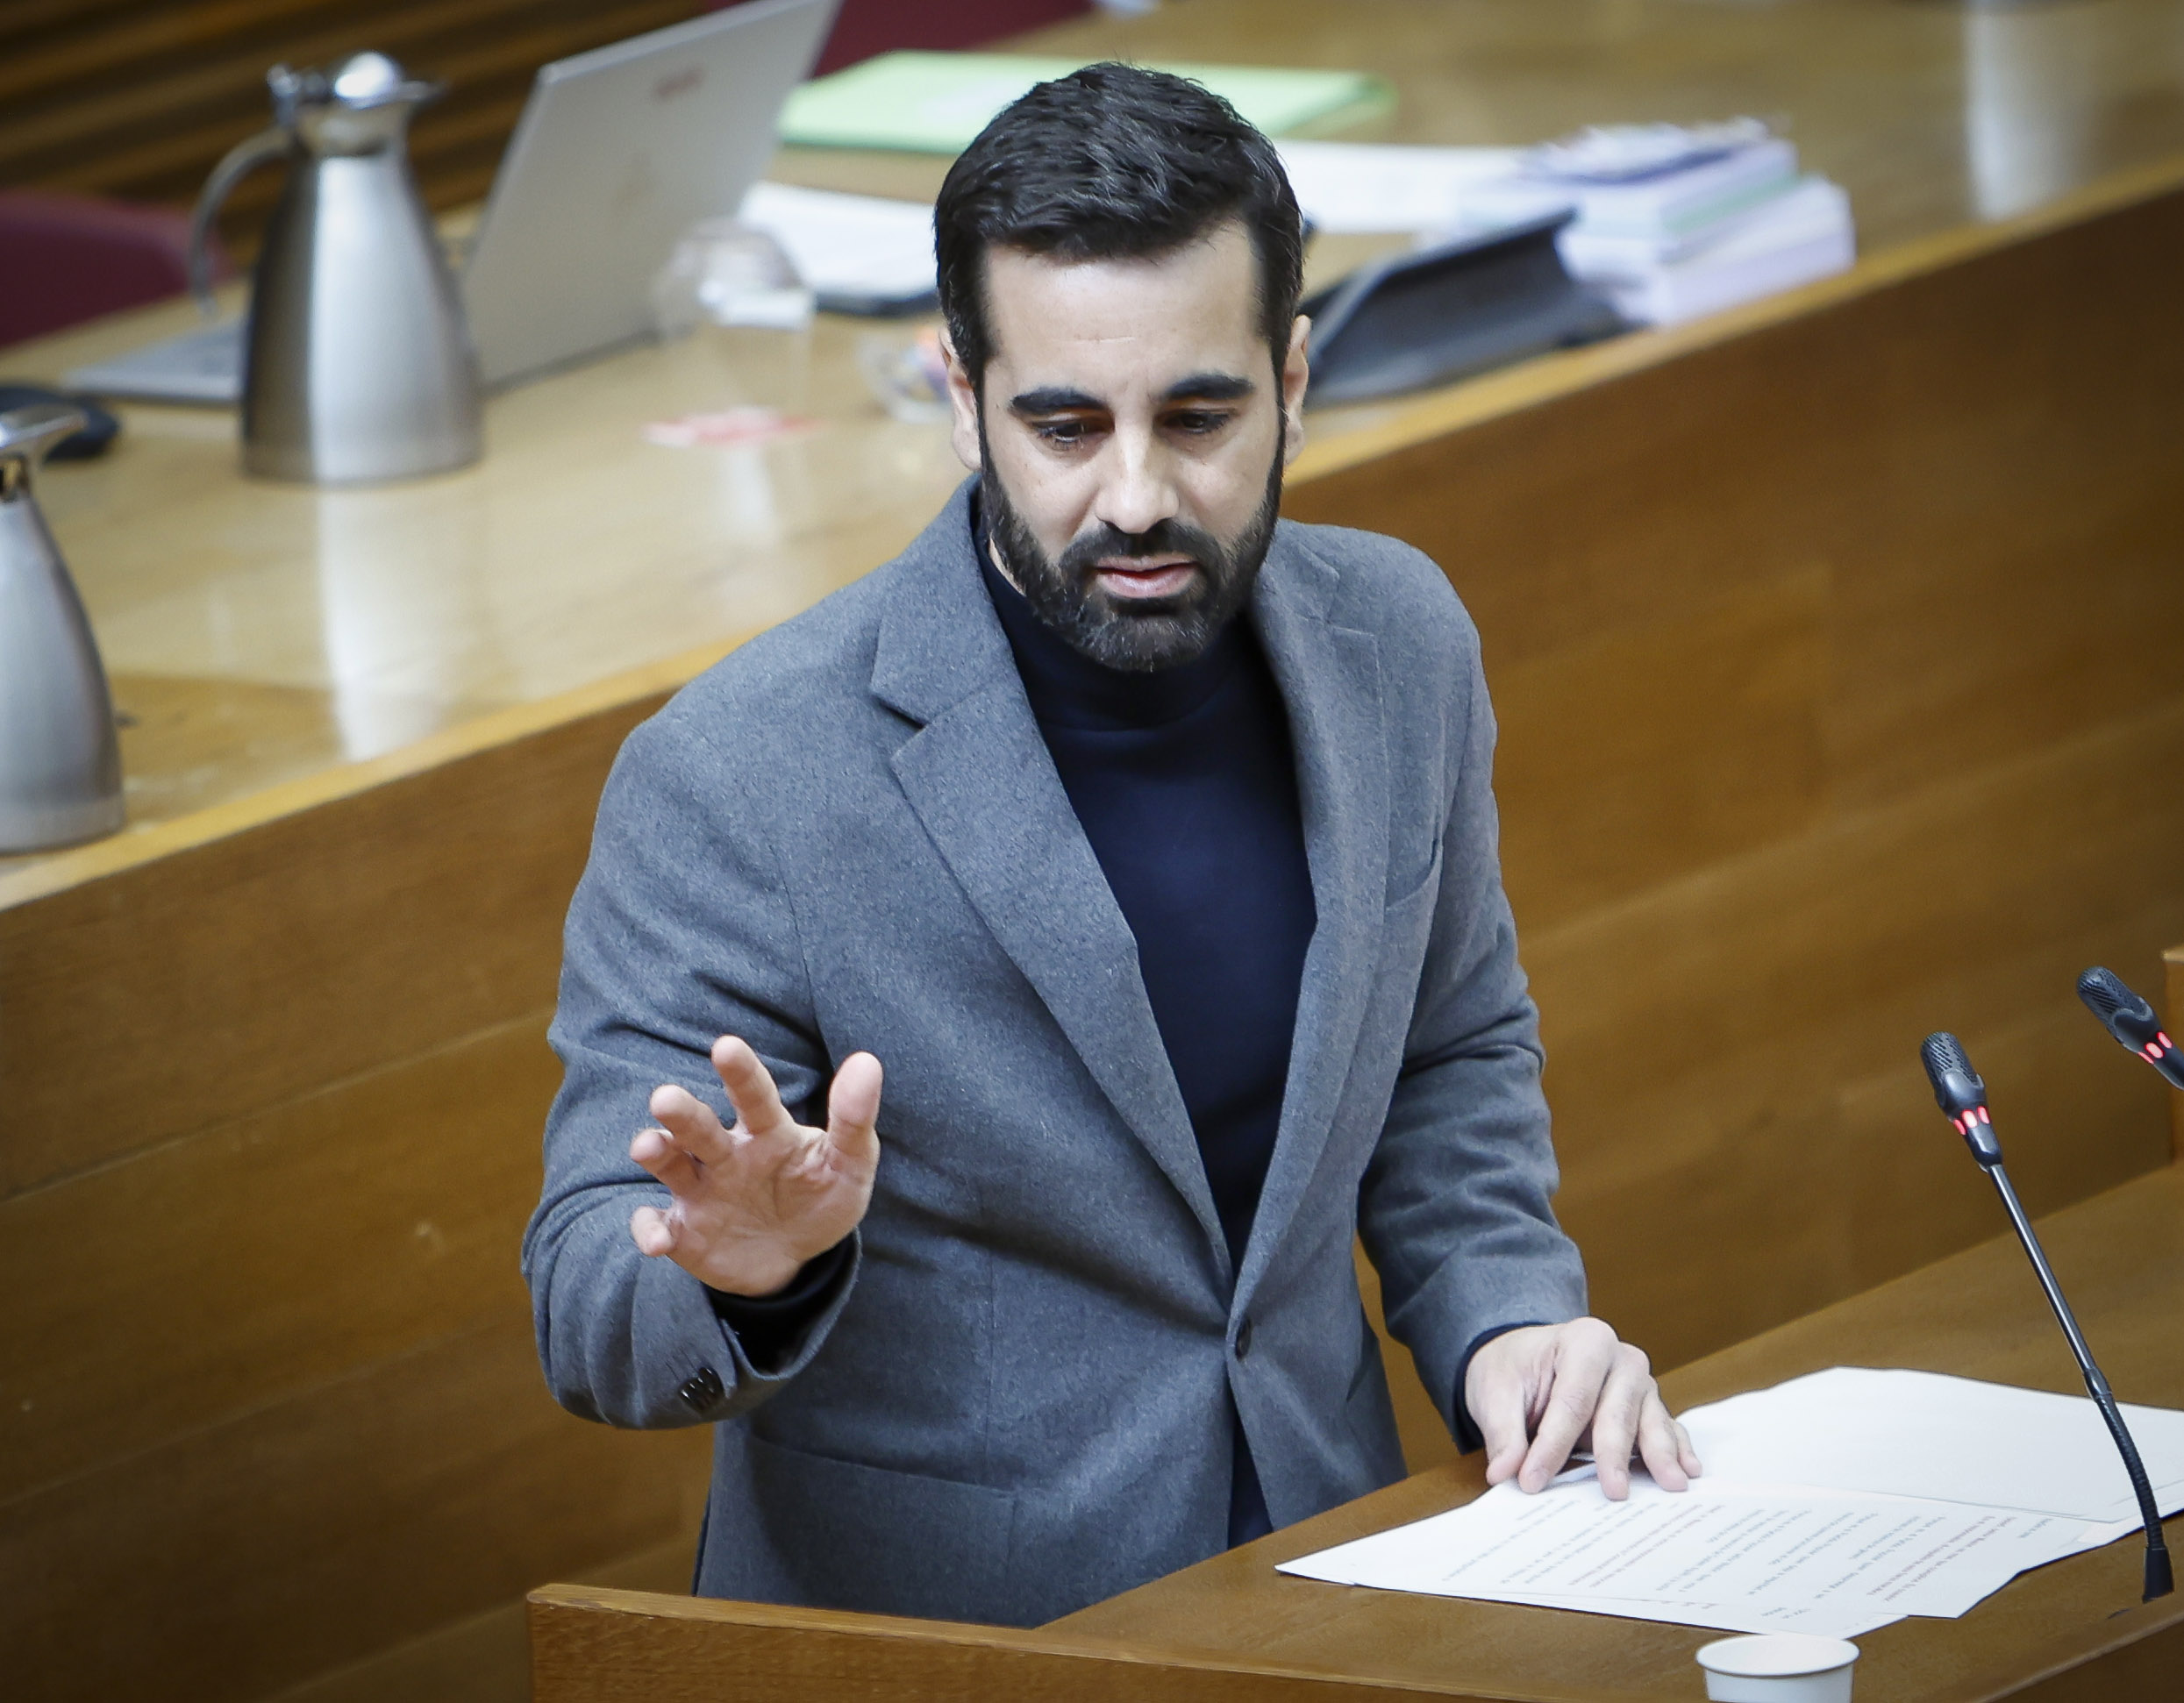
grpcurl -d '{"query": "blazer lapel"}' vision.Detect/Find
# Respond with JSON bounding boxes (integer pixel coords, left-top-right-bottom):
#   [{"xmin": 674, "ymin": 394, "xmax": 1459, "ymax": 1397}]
[
  {"xmin": 1237, "ymin": 531, "xmax": 1390, "ymax": 1306},
  {"xmin": 872, "ymin": 488, "xmax": 1231, "ymax": 1276}
]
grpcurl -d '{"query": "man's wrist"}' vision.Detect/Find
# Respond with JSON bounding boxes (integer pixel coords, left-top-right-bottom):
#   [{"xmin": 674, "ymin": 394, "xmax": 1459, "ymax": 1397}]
[
  {"xmin": 705, "ymin": 1237, "xmax": 853, "ymax": 1316},
  {"xmin": 704, "ymin": 1255, "xmax": 808, "ymax": 1300}
]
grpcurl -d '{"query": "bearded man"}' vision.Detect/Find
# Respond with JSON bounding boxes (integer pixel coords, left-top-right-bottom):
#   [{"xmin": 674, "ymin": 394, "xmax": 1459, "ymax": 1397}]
[{"xmin": 523, "ymin": 62, "xmax": 1697, "ymax": 1628}]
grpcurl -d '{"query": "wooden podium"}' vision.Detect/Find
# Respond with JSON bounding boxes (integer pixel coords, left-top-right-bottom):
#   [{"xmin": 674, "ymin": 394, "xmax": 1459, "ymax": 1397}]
[{"xmin": 529, "ymin": 1165, "xmax": 2184, "ymax": 1701}]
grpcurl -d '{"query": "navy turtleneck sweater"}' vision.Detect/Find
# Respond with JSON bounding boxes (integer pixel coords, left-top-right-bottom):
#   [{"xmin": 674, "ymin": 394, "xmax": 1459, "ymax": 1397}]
[
  {"xmin": 974, "ymin": 494, "xmax": 1315, "ymax": 1547},
  {"xmin": 974, "ymin": 523, "xmax": 1315, "ymax": 1269}
]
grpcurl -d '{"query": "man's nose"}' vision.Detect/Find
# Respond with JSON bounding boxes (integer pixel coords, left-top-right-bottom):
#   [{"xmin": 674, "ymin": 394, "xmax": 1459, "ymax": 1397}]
[{"xmin": 1093, "ymin": 429, "xmax": 1181, "ymax": 539}]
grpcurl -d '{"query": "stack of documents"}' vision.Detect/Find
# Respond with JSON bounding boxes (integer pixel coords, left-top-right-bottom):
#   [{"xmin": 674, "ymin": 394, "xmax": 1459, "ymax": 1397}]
[
  {"xmin": 1474, "ymin": 123, "xmax": 1856, "ymax": 326},
  {"xmin": 1275, "ymin": 124, "xmax": 1854, "ymax": 329},
  {"xmin": 1281, "ymin": 1368, "xmax": 2184, "ymax": 1638}
]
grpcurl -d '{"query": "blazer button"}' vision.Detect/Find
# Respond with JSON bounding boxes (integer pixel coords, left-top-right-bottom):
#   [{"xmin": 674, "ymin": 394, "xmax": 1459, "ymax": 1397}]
[
  {"xmin": 1234, "ymin": 1316, "xmax": 1254, "ymax": 1359},
  {"xmin": 678, "ymin": 1366, "xmax": 724, "ymax": 1411}
]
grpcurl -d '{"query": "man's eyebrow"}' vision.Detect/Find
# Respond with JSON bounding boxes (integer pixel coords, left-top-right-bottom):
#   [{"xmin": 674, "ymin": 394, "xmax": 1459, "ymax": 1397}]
[
  {"xmin": 1162, "ymin": 372, "xmax": 1256, "ymax": 404},
  {"xmin": 1005, "ymin": 373, "xmax": 1259, "ymax": 415},
  {"xmin": 1009, "ymin": 386, "xmax": 1105, "ymax": 415}
]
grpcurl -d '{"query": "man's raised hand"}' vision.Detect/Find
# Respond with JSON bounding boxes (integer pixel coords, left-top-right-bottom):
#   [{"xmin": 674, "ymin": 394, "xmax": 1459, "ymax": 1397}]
[
  {"xmin": 628, "ymin": 1037, "xmax": 881, "ymax": 1296},
  {"xmin": 1464, "ymin": 1317, "xmax": 1701, "ymax": 1500}
]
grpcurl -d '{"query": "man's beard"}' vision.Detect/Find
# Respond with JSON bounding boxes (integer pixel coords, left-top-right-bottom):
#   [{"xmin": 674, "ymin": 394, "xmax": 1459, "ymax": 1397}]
[{"xmin": 981, "ymin": 419, "xmax": 1283, "ymax": 673}]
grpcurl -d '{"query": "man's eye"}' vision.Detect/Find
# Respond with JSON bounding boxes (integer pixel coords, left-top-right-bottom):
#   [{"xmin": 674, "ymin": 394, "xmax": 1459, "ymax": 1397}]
[
  {"xmin": 1033, "ymin": 419, "xmax": 1094, "ymax": 445},
  {"xmin": 1168, "ymin": 410, "xmax": 1233, "ymax": 436}
]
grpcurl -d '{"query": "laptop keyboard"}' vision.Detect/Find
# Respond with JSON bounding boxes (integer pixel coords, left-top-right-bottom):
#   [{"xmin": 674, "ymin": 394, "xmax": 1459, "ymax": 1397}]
[{"xmin": 65, "ymin": 319, "xmax": 244, "ymax": 407}]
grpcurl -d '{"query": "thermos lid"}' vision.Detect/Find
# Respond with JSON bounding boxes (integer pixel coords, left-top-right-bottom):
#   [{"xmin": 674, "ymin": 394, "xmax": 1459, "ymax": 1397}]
[{"xmin": 269, "ymin": 51, "xmax": 443, "ymax": 123}]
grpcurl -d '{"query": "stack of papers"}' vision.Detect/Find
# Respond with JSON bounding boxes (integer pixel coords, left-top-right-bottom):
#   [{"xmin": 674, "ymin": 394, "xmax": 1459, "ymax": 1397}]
[
  {"xmin": 1281, "ymin": 1368, "xmax": 2184, "ymax": 1638},
  {"xmin": 1477, "ymin": 124, "xmax": 1855, "ymax": 325},
  {"xmin": 1680, "ymin": 1367, "xmax": 2184, "ymax": 1521},
  {"xmin": 1271, "ymin": 125, "xmax": 1855, "ymax": 329}
]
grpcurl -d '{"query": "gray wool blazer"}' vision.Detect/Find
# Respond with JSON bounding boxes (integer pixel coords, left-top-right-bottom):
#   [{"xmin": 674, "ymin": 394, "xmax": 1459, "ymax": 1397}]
[{"xmin": 523, "ymin": 480, "xmax": 1587, "ymax": 1627}]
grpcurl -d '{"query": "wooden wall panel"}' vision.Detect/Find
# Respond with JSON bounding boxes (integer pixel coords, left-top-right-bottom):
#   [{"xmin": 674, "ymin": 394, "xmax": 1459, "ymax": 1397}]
[
  {"xmin": 1287, "ymin": 180, "xmax": 2184, "ymax": 1372},
  {"xmin": 0, "ymin": 0, "xmax": 707, "ymax": 257},
  {"xmin": 0, "ymin": 1316, "xmax": 711, "ymax": 1703},
  {"xmin": 0, "ymin": 1011, "xmax": 559, "ymax": 1503},
  {"xmin": 0, "ymin": 689, "xmax": 660, "ymax": 1195},
  {"xmin": 271, "ymin": 1533, "xmax": 696, "ymax": 1703},
  {"xmin": 1531, "ymin": 709, "xmax": 2184, "ymax": 1365},
  {"xmin": 1489, "ymin": 568, "xmax": 1830, "ymax": 926}
]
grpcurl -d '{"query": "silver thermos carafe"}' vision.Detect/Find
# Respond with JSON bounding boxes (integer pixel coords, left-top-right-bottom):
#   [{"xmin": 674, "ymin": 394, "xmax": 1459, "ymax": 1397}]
[
  {"xmin": 189, "ymin": 51, "xmax": 482, "ymax": 484},
  {"xmin": 0, "ymin": 403, "xmax": 125, "ymax": 853}
]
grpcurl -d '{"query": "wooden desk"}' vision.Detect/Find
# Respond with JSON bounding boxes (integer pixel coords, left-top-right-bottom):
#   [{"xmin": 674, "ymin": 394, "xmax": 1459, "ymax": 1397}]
[
  {"xmin": 5, "ymin": 6, "xmax": 2184, "ymax": 1702},
  {"xmin": 530, "ymin": 1165, "xmax": 2184, "ymax": 1701}
]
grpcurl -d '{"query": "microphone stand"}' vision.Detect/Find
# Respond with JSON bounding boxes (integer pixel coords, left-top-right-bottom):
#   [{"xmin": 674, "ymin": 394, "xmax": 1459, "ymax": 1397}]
[
  {"xmin": 1980, "ymin": 1157, "xmax": 2172, "ymax": 1601},
  {"xmin": 1923, "ymin": 1032, "xmax": 2173, "ymax": 1603}
]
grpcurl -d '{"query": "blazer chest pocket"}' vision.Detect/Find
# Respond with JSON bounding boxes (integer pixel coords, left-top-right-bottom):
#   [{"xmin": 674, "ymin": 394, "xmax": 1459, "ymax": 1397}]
[
  {"xmin": 1374, "ymin": 842, "xmax": 1444, "ymax": 1015},
  {"xmin": 1384, "ymin": 818, "xmax": 1444, "ymax": 909},
  {"xmin": 1383, "ymin": 840, "xmax": 1444, "ymax": 922}
]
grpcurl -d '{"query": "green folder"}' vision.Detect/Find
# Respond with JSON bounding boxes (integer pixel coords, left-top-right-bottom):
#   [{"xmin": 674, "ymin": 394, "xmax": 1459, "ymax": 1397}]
[{"xmin": 780, "ymin": 53, "xmax": 1391, "ymax": 154}]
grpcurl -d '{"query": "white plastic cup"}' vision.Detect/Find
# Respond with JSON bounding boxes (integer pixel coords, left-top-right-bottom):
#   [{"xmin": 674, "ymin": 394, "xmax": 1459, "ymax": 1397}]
[{"xmin": 1695, "ymin": 1635, "xmax": 1859, "ymax": 1702}]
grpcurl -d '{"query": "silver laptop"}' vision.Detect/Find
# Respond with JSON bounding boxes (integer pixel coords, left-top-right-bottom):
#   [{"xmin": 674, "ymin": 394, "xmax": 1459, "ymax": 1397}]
[{"xmin": 68, "ymin": 0, "xmax": 839, "ymax": 403}]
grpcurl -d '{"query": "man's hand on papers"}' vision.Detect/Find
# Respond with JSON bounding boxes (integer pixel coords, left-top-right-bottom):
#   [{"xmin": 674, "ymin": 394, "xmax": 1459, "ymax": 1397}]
[
  {"xmin": 1466, "ymin": 1318, "xmax": 1701, "ymax": 1500},
  {"xmin": 628, "ymin": 1036, "xmax": 882, "ymax": 1297}
]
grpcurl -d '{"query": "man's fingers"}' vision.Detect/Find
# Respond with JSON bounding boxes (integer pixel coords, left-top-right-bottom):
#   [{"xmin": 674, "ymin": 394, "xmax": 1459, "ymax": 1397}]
[
  {"xmin": 1676, "ymin": 1419, "xmax": 1703, "ymax": 1480},
  {"xmin": 1467, "ymin": 1364, "xmax": 1534, "ymax": 1487},
  {"xmin": 826, "ymin": 1051, "xmax": 883, "ymax": 1163},
  {"xmin": 1589, "ymin": 1350, "xmax": 1653, "ymax": 1500},
  {"xmin": 1633, "ymin": 1393, "xmax": 1692, "ymax": 1493},
  {"xmin": 649, "ymin": 1083, "xmax": 732, "ymax": 1164},
  {"xmin": 630, "ymin": 1202, "xmax": 679, "ymax": 1258},
  {"xmin": 631, "ymin": 1126, "xmax": 704, "ymax": 1194},
  {"xmin": 711, "ymin": 1035, "xmax": 795, "ymax": 1137},
  {"xmin": 1518, "ymin": 1323, "xmax": 1617, "ymax": 1492}
]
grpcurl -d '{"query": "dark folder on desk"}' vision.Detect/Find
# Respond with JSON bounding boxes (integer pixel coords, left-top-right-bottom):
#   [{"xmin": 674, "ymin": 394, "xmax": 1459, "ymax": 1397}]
[{"xmin": 1303, "ymin": 213, "xmax": 1625, "ymax": 407}]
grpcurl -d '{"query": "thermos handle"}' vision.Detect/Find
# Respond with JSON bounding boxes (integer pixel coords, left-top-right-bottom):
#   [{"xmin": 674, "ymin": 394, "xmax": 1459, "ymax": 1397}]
[{"xmin": 188, "ymin": 127, "xmax": 291, "ymax": 317}]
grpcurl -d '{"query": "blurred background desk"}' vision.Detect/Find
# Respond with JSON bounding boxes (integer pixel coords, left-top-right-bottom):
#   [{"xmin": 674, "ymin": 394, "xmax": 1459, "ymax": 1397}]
[{"xmin": 4, "ymin": 4, "xmax": 2184, "ymax": 1702}]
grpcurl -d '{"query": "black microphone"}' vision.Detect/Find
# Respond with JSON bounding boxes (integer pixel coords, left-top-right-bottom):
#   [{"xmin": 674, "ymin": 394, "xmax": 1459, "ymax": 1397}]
[
  {"xmin": 1920, "ymin": 1032, "xmax": 2173, "ymax": 1601},
  {"xmin": 2076, "ymin": 967, "xmax": 2184, "ymax": 1091}
]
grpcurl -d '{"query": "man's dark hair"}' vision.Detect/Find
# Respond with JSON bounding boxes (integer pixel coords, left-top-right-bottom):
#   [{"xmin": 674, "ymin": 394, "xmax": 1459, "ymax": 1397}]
[{"xmin": 934, "ymin": 62, "xmax": 1305, "ymax": 395}]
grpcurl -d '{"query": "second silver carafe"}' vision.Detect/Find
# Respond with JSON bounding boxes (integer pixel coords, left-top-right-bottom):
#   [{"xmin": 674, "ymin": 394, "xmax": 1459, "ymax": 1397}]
[{"xmin": 190, "ymin": 52, "xmax": 482, "ymax": 484}]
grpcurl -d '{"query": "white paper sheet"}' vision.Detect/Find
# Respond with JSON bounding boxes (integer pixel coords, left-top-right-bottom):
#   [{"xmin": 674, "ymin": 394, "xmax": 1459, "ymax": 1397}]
[
  {"xmin": 1281, "ymin": 1367, "xmax": 2178, "ymax": 1637},
  {"xmin": 1677, "ymin": 1368, "xmax": 2184, "ymax": 1523},
  {"xmin": 1280, "ymin": 1471, "xmax": 2114, "ymax": 1639},
  {"xmin": 1274, "ymin": 139, "xmax": 1528, "ymax": 234},
  {"xmin": 736, "ymin": 182, "xmax": 937, "ymax": 304}
]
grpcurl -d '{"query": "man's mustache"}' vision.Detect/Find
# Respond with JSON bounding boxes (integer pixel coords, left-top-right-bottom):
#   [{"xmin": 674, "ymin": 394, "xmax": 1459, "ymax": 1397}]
[{"xmin": 1057, "ymin": 520, "xmax": 1224, "ymax": 576}]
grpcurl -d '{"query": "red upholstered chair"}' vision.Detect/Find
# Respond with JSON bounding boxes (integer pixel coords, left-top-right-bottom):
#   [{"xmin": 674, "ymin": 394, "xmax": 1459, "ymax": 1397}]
[
  {"xmin": 0, "ymin": 189, "xmax": 234, "ymax": 351},
  {"xmin": 725, "ymin": 0, "xmax": 1097, "ymax": 75}
]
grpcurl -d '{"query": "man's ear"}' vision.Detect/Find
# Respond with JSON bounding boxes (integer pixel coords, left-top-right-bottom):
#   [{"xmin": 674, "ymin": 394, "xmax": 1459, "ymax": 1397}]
[
  {"xmin": 938, "ymin": 329, "xmax": 983, "ymax": 474},
  {"xmin": 1281, "ymin": 314, "xmax": 1310, "ymax": 466}
]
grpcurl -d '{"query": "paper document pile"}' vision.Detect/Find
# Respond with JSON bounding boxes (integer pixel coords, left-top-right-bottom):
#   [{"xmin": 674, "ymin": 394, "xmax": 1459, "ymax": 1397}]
[
  {"xmin": 1278, "ymin": 122, "xmax": 1854, "ymax": 328},
  {"xmin": 1281, "ymin": 1368, "xmax": 2184, "ymax": 1638}
]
